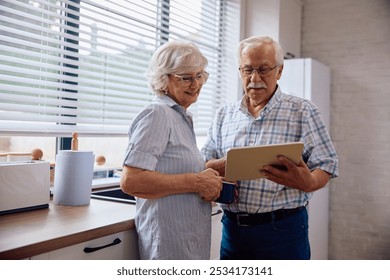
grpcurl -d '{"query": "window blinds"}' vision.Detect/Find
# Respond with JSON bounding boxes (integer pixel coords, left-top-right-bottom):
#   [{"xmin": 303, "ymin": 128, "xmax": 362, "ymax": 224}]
[{"xmin": 0, "ymin": 0, "xmax": 240, "ymax": 136}]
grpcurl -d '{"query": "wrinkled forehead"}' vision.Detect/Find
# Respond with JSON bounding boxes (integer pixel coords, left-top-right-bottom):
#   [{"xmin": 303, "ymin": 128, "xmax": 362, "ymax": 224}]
[{"xmin": 240, "ymin": 43, "xmax": 276, "ymax": 66}]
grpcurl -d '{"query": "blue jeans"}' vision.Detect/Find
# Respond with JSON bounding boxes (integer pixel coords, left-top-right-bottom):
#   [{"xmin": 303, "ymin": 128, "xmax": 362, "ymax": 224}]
[{"xmin": 220, "ymin": 207, "xmax": 310, "ymax": 260}]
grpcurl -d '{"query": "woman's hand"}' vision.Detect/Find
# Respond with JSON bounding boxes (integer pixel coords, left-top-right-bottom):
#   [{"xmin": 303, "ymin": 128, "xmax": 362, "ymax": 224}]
[
  {"xmin": 194, "ymin": 168, "xmax": 223, "ymax": 201},
  {"xmin": 121, "ymin": 165, "xmax": 223, "ymax": 200}
]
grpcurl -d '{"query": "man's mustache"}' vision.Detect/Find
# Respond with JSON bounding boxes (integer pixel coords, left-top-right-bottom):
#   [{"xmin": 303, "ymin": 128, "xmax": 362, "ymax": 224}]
[{"xmin": 247, "ymin": 82, "xmax": 267, "ymax": 89}]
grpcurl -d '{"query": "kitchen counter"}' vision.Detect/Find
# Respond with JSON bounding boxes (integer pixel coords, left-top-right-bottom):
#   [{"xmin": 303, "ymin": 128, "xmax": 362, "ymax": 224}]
[{"xmin": 0, "ymin": 198, "xmax": 136, "ymax": 260}]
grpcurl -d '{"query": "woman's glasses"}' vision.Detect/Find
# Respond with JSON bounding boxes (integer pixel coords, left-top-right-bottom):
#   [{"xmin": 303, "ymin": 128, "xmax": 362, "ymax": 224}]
[{"xmin": 172, "ymin": 71, "xmax": 209, "ymax": 87}]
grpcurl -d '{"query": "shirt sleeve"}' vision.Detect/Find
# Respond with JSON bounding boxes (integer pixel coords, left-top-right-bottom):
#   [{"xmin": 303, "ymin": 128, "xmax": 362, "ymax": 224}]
[
  {"xmin": 123, "ymin": 104, "xmax": 170, "ymax": 171},
  {"xmin": 302, "ymin": 102, "xmax": 339, "ymax": 178},
  {"xmin": 201, "ymin": 106, "xmax": 224, "ymax": 161}
]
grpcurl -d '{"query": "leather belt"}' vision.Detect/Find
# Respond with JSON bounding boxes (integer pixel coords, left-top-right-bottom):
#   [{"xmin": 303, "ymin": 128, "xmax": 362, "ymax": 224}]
[{"xmin": 224, "ymin": 206, "xmax": 305, "ymax": 227}]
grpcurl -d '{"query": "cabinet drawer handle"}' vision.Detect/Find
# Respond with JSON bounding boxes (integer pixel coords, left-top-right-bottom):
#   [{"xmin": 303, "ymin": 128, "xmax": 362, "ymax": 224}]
[
  {"xmin": 212, "ymin": 209, "xmax": 222, "ymax": 216},
  {"xmin": 83, "ymin": 238, "xmax": 122, "ymax": 253}
]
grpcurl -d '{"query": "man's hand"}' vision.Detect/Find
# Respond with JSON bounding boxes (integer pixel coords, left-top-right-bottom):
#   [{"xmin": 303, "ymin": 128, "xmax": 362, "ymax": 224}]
[
  {"xmin": 205, "ymin": 157, "xmax": 226, "ymax": 177},
  {"xmin": 260, "ymin": 156, "xmax": 330, "ymax": 192}
]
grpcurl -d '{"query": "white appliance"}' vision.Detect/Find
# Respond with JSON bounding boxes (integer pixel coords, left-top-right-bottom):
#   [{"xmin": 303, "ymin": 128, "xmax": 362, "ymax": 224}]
[
  {"xmin": 278, "ymin": 58, "xmax": 331, "ymax": 260},
  {"xmin": 0, "ymin": 161, "xmax": 50, "ymax": 215}
]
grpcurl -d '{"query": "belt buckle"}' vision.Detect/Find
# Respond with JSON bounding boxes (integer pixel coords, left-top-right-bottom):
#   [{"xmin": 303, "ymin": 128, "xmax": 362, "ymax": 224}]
[{"xmin": 236, "ymin": 213, "xmax": 250, "ymax": 227}]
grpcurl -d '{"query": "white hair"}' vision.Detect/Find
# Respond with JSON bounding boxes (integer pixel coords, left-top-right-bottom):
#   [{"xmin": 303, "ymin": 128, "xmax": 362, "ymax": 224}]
[
  {"xmin": 237, "ymin": 36, "xmax": 284, "ymax": 66},
  {"xmin": 147, "ymin": 41, "xmax": 208, "ymax": 95}
]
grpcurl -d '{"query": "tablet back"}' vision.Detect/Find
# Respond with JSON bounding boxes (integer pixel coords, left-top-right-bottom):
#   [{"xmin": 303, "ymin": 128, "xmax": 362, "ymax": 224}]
[{"xmin": 225, "ymin": 142, "xmax": 304, "ymax": 181}]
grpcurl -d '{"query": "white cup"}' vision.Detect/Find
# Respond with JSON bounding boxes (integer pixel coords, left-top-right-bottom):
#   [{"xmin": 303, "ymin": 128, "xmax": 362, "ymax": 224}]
[{"xmin": 53, "ymin": 150, "xmax": 95, "ymax": 206}]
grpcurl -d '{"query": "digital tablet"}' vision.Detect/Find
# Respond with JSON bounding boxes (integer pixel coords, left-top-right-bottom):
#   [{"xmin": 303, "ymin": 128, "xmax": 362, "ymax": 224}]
[{"xmin": 225, "ymin": 142, "xmax": 304, "ymax": 181}]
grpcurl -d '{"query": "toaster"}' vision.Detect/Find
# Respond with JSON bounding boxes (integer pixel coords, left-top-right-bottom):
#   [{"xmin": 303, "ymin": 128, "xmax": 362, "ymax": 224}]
[{"xmin": 0, "ymin": 161, "xmax": 50, "ymax": 215}]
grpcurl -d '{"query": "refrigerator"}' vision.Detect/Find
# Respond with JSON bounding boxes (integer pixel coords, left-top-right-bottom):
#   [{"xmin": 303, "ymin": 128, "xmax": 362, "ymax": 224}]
[{"xmin": 278, "ymin": 58, "xmax": 331, "ymax": 260}]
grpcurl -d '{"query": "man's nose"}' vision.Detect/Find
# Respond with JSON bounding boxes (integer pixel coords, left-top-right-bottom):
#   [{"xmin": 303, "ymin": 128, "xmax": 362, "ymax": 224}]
[{"xmin": 250, "ymin": 70, "xmax": 263, "ymax": 82}]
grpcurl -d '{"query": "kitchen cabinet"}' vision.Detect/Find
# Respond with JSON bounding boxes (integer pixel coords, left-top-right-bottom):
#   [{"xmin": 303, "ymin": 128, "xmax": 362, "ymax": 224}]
[
  {"xmin": 30, "ymin": 207, "xmax": 222, "ymax": 260},
  {"xmin": 243, "ymin": 0, "xmax": 303, "ymax": 58},
  {"xmin": 30, "ymin": 230, "xmax": 139, "ymax": 260},
  {"xmin": 0, "ymin": 199, "xmax": 137, "ymax": 260}
]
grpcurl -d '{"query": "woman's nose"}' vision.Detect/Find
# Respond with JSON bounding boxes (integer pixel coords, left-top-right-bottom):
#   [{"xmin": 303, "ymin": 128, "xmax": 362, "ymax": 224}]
[{"xmin": 190, "ymin": 78, "xmax": 201, "ymax": 88}]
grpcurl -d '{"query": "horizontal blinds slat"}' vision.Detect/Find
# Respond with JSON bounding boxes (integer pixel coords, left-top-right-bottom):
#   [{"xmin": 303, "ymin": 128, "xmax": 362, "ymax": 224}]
[
  {"xmin": 0, "ymin": 90, "xmax": 151, "ymax": 111},
  {"xmin": 0, "ymin": 121, "xmax": 130, "ymax": 137},
  {"xmin": 0, "ymin": 109, "xmax": 134, "ymax": 126}
]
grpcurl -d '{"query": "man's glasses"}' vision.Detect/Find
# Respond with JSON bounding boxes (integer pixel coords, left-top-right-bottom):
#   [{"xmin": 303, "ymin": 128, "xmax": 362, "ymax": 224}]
[
  {"xmin": 239, "ymin": 65, "xmax": 279, "ymax": 77},
  {"xmin": 172, "ymin": 71, "xmax": 209, "ymax": 87}
]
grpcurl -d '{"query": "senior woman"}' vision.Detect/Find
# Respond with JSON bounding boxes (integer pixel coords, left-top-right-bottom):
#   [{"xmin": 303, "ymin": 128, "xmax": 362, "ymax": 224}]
[{"xmin": 120, "ymin": 41, "xmax": 223, "ymax": 260}]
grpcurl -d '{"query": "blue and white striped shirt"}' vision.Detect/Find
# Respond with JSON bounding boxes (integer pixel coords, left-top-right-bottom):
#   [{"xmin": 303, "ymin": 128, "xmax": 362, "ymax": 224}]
[
  {"xmin": 201, "ymin": 87, "xmax": 339, "ymax": 214},
  {"xmin": 123, "ymin": 95, "xmax": 211, "ymax": 259}
]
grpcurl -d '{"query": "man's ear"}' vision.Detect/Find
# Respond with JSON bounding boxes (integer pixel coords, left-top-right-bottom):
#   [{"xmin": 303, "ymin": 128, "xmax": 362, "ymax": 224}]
[{"xmin": 276, "ymin": 64, "xmax": 284, "ymax": 80}]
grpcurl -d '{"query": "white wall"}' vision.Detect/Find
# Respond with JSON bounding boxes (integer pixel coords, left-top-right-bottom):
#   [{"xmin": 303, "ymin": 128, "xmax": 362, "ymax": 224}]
[
  {"xmin": 301, "ymin": 0, "xmax": 390, "ymax": 260},
  {"xmin": 242, "ymin": 0, "xmax": 302, "ymax": 58}
]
